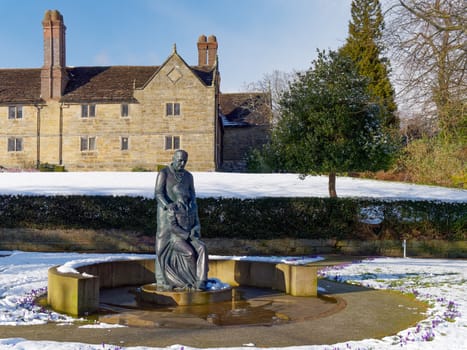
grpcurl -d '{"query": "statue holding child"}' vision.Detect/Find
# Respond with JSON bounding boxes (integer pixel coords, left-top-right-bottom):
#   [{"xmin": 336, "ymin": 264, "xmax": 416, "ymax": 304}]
[{"xmin": 154, "ymin": 150, "xmax": 208, "ymax": 291}]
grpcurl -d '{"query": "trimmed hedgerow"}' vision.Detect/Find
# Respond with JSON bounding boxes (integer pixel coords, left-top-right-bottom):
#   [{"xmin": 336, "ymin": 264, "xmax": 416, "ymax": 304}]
[
  {"xmin": 0, "ymin": 195, "xmax": 156, "ymax": 233},
  {"xmin": 198, "ymin": 197, "xmax": 358, "ymax": 240},
  {"xmin": 0, "ymin": 195, "xmax": 464, "ymax": 240}
]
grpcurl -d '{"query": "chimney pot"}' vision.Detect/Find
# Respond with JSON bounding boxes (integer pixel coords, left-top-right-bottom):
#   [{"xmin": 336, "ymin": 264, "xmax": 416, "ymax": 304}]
[{"xmin": 197, "ymin": 34, "xmax": 218, "ymax": 67}]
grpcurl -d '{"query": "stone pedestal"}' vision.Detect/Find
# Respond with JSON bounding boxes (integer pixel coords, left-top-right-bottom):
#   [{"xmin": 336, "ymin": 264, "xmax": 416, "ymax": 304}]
[{"xmin": 139, "ymin": 284, "xmax": 233, "ymax": 306}]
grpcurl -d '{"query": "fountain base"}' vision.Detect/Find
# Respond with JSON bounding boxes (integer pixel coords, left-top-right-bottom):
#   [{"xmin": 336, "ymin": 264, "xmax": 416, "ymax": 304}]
[{"xmin": 139, "ymin": 283, "xmax": 233, "ymax": 306}]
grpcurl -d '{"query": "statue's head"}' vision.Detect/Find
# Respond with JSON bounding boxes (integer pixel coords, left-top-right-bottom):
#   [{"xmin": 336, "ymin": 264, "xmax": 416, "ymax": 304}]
[{"xmin": 172, "ymin": 150, "xmax": 188, "ymax": 172}]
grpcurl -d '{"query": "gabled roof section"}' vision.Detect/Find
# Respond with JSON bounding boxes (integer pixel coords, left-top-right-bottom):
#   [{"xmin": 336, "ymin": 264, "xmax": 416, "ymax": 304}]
[
  {"xmin": 220, "ymin": 92, "xmax": 272, "ymax": 127},
  {"xmin": 0, "ymin": 69, "xmax": 43, "ymax": 104},
  {"xmin": 138, "ymin": 48, "xmax": 215, "ymax": 90}
]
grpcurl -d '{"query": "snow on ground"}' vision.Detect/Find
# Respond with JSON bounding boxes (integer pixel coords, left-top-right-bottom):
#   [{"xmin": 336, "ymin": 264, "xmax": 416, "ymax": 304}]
[
  {"xmin": 0, "ymin": 251, "xmax": 154, "ymax": 326},
  {"xmin": 320, "ymin": 258, "xmax": 467, "ymax": 349},
  {"xmin": 0, "ymin": 252, "xmax": 466, "ymax": 350},
  {"xmin": 0, "ymin": 172, "xmax": 466, "ymax": 202},
  {"xmin": 0, "ymin": 172, "xmax": 466, "ymax": 349}
]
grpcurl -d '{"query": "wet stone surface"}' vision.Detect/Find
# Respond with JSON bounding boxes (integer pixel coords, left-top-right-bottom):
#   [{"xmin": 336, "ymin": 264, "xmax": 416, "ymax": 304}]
[{"xmin": 97, "ymin": 286, "xmax": 342, "ymax": 328}]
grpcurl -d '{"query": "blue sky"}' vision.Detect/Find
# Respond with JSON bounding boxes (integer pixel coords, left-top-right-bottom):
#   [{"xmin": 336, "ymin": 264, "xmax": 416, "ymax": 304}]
[{"xmin": 0, "ymin": 0, "xmax": 351, "ymax": 92}]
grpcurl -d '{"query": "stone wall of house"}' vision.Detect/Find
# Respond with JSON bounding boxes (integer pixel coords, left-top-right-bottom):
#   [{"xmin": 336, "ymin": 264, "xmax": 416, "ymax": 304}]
[
  {"xmin": 0, "ymin": 105, "xmax": 38, "ymax": 169},
  {"xmin": 222, "ymin": 125, "xmax": 270, "ymax": 172},
  {"xmin": 60, "ymin": 102, "xmax": 144, "ymax": 171},
  {"xmin": 132, "ymin": 54, "xmax": 218, "ymax": 172},
  {"xmin": 40, "ymin": 103, "xmax": 62, "ymax": 166}
]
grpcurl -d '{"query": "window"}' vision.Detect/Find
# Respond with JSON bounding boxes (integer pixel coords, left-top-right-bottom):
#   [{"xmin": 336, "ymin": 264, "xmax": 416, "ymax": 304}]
[
  {"xmin": 7, "ymin": 137, "xmax": 23, "ymax": 152},
  {"xmin": 8, "ymin": 106, "xmax": 23, "ymax": 119},
  {"xmin": 80, "ymin": 136, "xmax": 96, "ymax": 151},
  {"xmin": 165, "ymin": 136, "xmax": 180, "ymax": 150},
  {"xmin": 121, "ymin": 137, "xmax": 129, "ymax": 150},
  {"xmin": 174, "ymin": 103, "xmax": 180, "ymax": 116},
  {"xmin": 121, "ymin": 104, "xmax": 129, "ymax": 117},
  {"xmin": 166, "ymin": 103, "xmax": 172, "ymax": 116},
  {"xmin": 166, "ymin": 102, "xmax": 180, "ymax": 116},
  {"xmin": 81, "ymin": 104, "xmax": 96, "ymax": 118}
]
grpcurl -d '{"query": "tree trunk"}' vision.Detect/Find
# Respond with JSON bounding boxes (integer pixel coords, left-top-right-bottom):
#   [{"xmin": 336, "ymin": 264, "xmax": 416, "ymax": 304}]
[{"xmin": 328, "ymin": 172, "xmax": 337, "ymax": 197}]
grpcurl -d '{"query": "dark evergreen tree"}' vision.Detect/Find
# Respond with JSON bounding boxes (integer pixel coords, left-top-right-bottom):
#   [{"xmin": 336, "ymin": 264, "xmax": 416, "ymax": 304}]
[
  {"xmin": 272, "ymin": 50, "xmax": 397, "ymax": 197},
  {"xmin": 340, "ymin": 0, "xmax": 398, "ymax": 130}
]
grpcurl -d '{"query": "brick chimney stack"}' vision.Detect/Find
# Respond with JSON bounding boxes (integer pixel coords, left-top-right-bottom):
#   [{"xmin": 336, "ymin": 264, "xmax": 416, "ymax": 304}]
[
  {"xmin": 197, "ymin": 34, "xmax": 218, "ymax": 66},
  {"xmin": 41, "ymin": 10, "xmax": 68, "ymax": 100}
]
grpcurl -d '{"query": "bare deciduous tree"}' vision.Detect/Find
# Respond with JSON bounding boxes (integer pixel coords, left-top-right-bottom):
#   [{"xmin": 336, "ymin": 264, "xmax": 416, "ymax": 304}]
[
  {"xmin": 243, "ymin": 70, "xmax": 298, "ymax": 124},
  {"xmin": 385, "ymin": 0, "xmax": 466, "ymax": 137}
]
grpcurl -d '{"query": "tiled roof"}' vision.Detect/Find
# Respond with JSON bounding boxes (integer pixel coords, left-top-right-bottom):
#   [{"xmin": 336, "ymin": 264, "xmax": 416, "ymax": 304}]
[
  {"xmin": 191, "ymin": 66, "xmax": 216, "ymax": 86},
  {"xmin": 61, "ymin": 66, "xmax": 157, "ymax": 103},
  {"xmin": 220, "ymin": 92, "xmax": 272, "ymax": 127},
  {"xmin": 0, "ymin": 69, "xmax": 42, "ymax": 104},
  {"xmin": 0, "ymin": 65, "xmax": 215, "ymax": 104}
]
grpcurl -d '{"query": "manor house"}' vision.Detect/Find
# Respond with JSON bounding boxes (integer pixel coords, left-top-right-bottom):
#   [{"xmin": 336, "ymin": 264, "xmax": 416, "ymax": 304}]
[{"xmin": 0, "ymin": 10, "xmax": 271, "ymax": 171}]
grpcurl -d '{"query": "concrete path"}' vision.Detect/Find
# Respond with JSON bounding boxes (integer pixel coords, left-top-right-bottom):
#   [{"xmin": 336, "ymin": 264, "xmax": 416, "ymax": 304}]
[{"xmin": 0, "ymin": 280, "xmax": 427, "ymax": 348}]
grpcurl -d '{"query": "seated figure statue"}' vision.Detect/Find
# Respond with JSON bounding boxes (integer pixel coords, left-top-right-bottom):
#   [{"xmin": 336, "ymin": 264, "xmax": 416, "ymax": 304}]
[{"xmin": 154, "ymin": 149, "xmax": 208, "ymax": 291}]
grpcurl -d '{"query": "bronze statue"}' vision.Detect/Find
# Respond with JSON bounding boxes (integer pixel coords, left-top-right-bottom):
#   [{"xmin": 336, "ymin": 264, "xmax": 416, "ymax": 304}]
[{"xmin": 154, "ymin": 150, "xmax": 208, "ymax": 291}]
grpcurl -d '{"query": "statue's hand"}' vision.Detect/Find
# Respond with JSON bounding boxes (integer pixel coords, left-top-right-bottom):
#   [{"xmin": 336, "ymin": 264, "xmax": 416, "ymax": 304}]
[
  {"xmin": 177, "ymin": 201, "xmax": 188, "ymax": 211},
  {"xmin": 166, "ymin": 202, "xmax": 178, "ymax": 211}
]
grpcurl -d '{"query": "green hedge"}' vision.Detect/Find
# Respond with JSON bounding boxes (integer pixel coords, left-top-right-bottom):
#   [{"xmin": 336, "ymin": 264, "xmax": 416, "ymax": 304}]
[
  {"xmin": 0, "ymin": 195, "xmax": 156, "ymax": 233},
  {"xmin": 199, "ymin": 197, "xmax": 465, "ymax": 240},
  {"xmin": 0, "ymin": 195, "xmax": 464, "ymax": 240}
]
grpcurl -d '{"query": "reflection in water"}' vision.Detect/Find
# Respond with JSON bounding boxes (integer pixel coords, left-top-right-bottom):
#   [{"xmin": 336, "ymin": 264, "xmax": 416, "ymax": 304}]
[
  {"xmin": 167, "ymin": 299, "xmax": 286, "ymax": 326},
  {"xmin": 98, "ymin": 287, "xmax": 289, "ymax": 327}
]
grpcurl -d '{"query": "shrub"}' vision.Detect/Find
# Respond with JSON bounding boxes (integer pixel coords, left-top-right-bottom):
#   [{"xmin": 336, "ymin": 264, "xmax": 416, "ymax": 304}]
[
  {"xmin": 398, "ymin": 137, "xmax": 466, "ymax": 188},
  {"xmin": 39, "ymin": 163, "xmax": 66, "ymax": 172}
]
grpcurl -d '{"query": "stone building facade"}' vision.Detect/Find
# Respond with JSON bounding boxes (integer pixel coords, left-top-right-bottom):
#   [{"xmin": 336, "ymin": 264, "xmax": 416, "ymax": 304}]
[
  {"xmin": 220, "ymin": 93, "xmax": 272, "ymax": 171},
  {"xmin": 0, "ymin": 10, "xmax": 271, "ymax": 172}
]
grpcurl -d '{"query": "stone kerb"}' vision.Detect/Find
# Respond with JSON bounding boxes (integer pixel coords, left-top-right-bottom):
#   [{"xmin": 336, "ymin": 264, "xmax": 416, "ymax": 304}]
[{"xmin": 47, "ymin": 258, "xmax": 317, "ymax": 316}]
